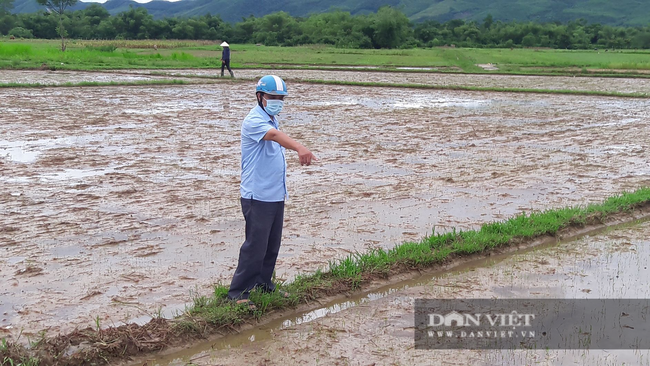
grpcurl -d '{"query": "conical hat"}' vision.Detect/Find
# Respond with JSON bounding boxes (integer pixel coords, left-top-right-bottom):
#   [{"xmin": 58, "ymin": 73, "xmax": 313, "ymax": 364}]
[{"xmin": 220, "ymin": 42, "xmax": 229, "ymax": 47}]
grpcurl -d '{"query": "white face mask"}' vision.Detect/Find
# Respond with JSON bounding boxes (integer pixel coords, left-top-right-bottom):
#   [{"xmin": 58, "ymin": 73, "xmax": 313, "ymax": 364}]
[{"xmin": 263, "ymin": 97, "xmax": 284, "ymax": 116}]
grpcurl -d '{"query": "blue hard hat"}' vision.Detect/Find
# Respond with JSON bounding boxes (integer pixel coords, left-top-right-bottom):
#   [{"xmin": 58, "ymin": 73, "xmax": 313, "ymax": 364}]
[{"xmin": 256, "ymin": 75, "xmax": 288, "ymax": 96}]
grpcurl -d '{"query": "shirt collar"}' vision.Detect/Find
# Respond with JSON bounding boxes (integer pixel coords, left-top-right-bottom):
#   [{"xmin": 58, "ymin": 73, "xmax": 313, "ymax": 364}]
[{"xmin": 253, "ymin": 104, "xmax": 278, "ymax": 126}]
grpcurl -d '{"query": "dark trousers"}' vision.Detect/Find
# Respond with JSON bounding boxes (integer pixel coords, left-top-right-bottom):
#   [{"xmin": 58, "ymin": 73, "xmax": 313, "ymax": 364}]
[
  {"xmin": 228, "ymin": 198, "xmax": 284, "ymax": 300},
  {"xmin": 221, "ymin": 59, "xmax": 234, "ymax": 77}
]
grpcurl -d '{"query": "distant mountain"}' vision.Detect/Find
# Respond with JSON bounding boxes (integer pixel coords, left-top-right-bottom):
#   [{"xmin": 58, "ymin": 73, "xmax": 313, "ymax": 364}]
[
  {"xmin": 10, "ymin": 0, "xmax": 650, "ymax": 26},
  {"xmin": 12, "ymin": 0, "xmax": 88, "ymax": 14}
]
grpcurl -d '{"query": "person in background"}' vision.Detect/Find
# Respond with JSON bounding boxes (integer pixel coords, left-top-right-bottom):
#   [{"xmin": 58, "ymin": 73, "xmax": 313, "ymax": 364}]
[
  {"xmin": 220, "ymin": 41, "xmax": 234, "ymax": 77},
  {"xmin": 227, "ymin": 75, "xmax": 317, "ymax": 310}
]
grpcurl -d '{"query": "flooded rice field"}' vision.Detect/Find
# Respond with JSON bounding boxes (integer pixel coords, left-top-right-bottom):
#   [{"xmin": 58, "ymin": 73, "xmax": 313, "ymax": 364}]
[
  {"xmin": 2, "ymin": 68, "xmax": 650, "ymax": 94},
  {"xmin": 140, "ymin": 68, "xmax": 650, "ymax": 94},
  {"xmin": 0, "ymin": 70, "xmax": 199, "ymax": 85},
  {"xmin": 166, "ymin": 219, "xmax": 650, "ymax": 366},
  {"xmin": 1, "ymin": 71, "xmax": 649, "ymax": 342}
]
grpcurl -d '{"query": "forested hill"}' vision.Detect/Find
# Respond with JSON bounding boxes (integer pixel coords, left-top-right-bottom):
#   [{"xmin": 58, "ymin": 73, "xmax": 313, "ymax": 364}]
[{"xmin": 10, "ymin": 0, "xmax": 650, "ymax": 26}]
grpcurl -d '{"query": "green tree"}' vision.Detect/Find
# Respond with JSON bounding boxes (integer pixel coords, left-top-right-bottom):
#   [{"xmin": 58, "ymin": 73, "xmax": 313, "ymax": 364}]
[
  {"xmin": 17, "ymin": 10, "xmax": 58, "ymax": 38},
  {"xmin": 371, "ymin": 6, "xmax": 412, "ymax": 48},
  {"xmin": 5, "ymin": 6, "xmax": 650, "ymax": 50},
  {"xmin": 522, "ymin": 33, "xmax": 537, "ymax": 47},
  {"xmin": 9, "ymin": 26, "xmax": 34, "ymax": 38},
  {"xmin": 414, "ymin": 20, "xmax": 441, "ymax": 45},
  {"xmin": 35, "ymin": 0, "xmax": 78, "ymax": 51},
  {"xmin": 539, "ymin": 34, "xmax": 552, "ymax": 47},
  {"xmin": 483, "ymin": 14, "xmax": 493, "ymax": 30},
  {"xmin": 187, "ymin": 19, "xmax": 209, "ymax": 39},
  {"xmin": 84, "ymin": 4, "xmax": 109, "ymax": 27},
  {"xmin": 457, "ymin": 23, "xmax": 481, "ymax": 45},
  {"xmin": 117, "ymin": 7, "xmax": 153, "ymax": 39},
  {"xmin": 301, "ymin": 10, "xmax": 372, "ymax": 48},
  {"xmin": 96, "ymin": 18, "xmax": 117, "ymax": 39},
  {"xmin": 571, "ymin": 27, "xmax": 591, "ymax": 48},
  {"xmin": 631, "ymin": 31, "xmax": 650, "ymax": 48},
  {"xmin": 252, "ymin": 12, "xmax": 301, "ymax": 46},
  {"xmin": 147, "ymin": 18, "xmax": 172, "ymax": 39},
  {"xmin": 0, "ymin": 0, "xmax": 14, "ymax": 15},
  {"xmin": 172, "ymin": 20, "xmax": 194, "ymax": 39},
  {"xmin": 0, "ymin": 14, "xmax": 16, "ymax": 34},
  {"xmin": 232, "ymin": 15, "xmax": 258, "ymax": 43},
  {"xmin": 556, "ymin": 28, "xmax": 572, "ymax": 48}
]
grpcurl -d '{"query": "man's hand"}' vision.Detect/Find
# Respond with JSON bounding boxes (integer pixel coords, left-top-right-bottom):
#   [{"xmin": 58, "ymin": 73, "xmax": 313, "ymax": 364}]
[{"xmin": 297, "ymin": 146, "xmax": 317, "ymax": 166}]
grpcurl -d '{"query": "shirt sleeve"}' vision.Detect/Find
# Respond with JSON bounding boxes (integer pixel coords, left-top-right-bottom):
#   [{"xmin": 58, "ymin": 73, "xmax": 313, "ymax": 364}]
[{"xmin": 242, "ymin": 117, "xmax": 273, "ymax": 143}]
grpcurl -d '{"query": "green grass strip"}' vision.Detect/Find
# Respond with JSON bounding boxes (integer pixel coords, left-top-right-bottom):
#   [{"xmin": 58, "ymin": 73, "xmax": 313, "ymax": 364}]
[
  {"xmin": 189, "ymin": 187, "xmax": 650, "ymax": 326},
  {"xmin": 0, "ymin": 79, "xmax": 196, "ymax": 88}
]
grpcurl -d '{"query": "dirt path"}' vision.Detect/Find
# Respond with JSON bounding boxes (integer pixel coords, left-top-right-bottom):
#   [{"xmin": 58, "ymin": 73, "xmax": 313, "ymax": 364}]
[
  {"xmin": 1, "ymin": 75, "xmax": 649, "ymax": 340},
  {"xmin": 173, "ymin": 219, "xmax": 650, "ymax": 366}
]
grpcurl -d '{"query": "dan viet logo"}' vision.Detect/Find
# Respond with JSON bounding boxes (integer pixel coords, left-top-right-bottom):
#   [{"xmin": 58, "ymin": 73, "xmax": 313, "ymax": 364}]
[{"xmin": 427, "ymin": 311, "xmax": 537, "ymax": 339}]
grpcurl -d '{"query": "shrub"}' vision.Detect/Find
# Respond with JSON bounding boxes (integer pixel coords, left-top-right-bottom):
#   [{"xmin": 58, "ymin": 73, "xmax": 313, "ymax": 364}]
[{"xmin": 8, "ymin": 27, "xmax": 34, "ymax": 39}]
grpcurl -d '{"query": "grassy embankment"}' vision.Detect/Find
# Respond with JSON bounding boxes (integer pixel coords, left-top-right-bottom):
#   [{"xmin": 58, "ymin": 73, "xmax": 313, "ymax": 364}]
[
  {"xmin": 2, "ymin": 188, "xmax": 650, "ymax": 365},
  {"xmin": 190, "ymin": 188, "xmax": 650, "ymax": 322},
  {"xmin": 2, "ymin": 39, "xmax": 650, "ymax": 76}
]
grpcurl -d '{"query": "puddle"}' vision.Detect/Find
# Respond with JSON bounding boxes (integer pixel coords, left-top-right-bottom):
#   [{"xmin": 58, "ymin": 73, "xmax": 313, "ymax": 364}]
[
  {"xmin": 0, "ymin": 135, "xmax": 109, "ymax": 165},
  {"xmin": 395, "ymin": 67, "xmax": 436, "ymax": 70},
  {"xmin": 0, "ymin": 142, "xmax": 41, "ymax": 163},
  {"xmin": 38, "ymin": 166, "xmax": 121, "ymax": 181},
  {"xmin": 49, "ymin": 245, "xmax": 84, "ymax": 258},
  {"xmin": 392, "ymin": 96, "xmax": 488, "ymax": 109},
  {"xmin": 477, "ymin": 63, "xmax": 499, "ymax": 71},
  {"xmin": 286, "ymin": 65, "xmax": 380, "ymax": 69},
  {"xmin": 4, "ymin": 257, "xmax": 26, "ymax": 265},
  {"xmin": 0, "ymin": 299, "xmax": 14, "ymax": 330}
]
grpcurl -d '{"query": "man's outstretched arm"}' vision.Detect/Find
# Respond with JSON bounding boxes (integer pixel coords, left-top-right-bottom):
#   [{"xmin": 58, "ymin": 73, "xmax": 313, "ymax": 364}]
[{"xmin": 263, "ymin": 128, "xmax": 317, "ymax": 166}]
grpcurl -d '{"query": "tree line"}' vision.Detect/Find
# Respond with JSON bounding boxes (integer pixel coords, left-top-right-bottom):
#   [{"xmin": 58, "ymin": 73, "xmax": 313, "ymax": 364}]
[{"xmin": 2, "ymin": 5, "xmax": 650, "ymax": 49}]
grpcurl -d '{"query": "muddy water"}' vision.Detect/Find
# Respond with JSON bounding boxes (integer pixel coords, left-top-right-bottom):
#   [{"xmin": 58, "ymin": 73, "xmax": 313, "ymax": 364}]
[
  {"xmin": 155, "ymin": 219, "xmax": 650, "ymax": 366},
  {"xmin": 0, "ymin": 77, "xmax": 649, "ymax": 339}
]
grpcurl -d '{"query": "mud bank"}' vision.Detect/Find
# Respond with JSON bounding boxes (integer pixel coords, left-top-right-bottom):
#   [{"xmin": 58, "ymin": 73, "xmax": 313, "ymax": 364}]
[
  {"xmin": 3, "ymin": 69, "xmax": 650, "ymax": 94},
  {"xmin": 157, "ymin": 219, "xmax": 650, "ymax": 366},
  {"xmin": 1, "ymin": 78, "xmax": 649, "ymax": 339},
  {"xmin": 0, "ymin": 70, "xmax": 198, "ymax": 85},
  {"xmin": 133, "ymin": 68, "xmax": 650, "ymax": 94}
]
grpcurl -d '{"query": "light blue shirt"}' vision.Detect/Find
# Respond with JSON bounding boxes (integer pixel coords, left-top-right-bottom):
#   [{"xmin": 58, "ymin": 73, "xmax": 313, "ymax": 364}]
[{"xmin": 240, "ymin": 105, "xmax": 287, "ymax": 202}]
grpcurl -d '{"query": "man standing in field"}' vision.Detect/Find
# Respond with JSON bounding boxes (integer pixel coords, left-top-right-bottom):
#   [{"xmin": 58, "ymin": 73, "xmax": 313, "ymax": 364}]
[
  {"xmin": 220, "ymin": 41, "xmax": 234, "ymax": 77},
  {"xmin": 228, "ymin": 75, "xmax": 317, "ymax": 309}
]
